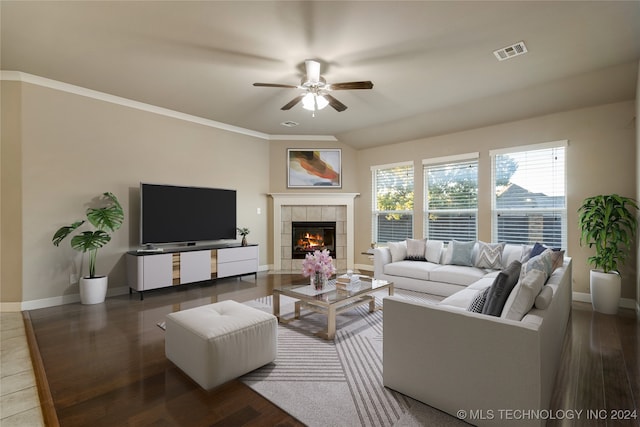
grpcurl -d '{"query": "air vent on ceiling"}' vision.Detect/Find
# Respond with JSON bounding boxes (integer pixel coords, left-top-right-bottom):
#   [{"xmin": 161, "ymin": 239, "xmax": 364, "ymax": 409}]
[
  {"xmin": 280, "ymin": 121, "xmax": 299, "ymax": 127},
  {"xmin": 493, "ymin": 41, "xmax": 528, "ymax": 61}
]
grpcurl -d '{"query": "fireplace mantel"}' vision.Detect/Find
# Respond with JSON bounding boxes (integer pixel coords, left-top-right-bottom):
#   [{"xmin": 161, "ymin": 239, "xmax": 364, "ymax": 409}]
[{"xmin": 269, "ymin": 193, "xmax": 359, "ymax": 270}]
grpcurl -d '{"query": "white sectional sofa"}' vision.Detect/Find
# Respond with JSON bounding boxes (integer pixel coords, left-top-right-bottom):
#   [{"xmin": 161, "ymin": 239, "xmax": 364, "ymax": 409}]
[{"xmin": 377, "ymin": 239, "xmax": 572, "ymax": 426}]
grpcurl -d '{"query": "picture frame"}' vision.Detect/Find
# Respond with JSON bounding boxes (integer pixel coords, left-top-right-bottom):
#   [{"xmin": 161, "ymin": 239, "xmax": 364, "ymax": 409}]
[{"xmin": 287, "ymin": 149, "xmax": 342, "ymax": 188}]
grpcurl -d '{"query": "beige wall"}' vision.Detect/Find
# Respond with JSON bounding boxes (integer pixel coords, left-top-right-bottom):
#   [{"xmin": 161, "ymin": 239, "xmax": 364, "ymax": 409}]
[
  {"xmin": 2, "ymin": 76, "xmax": 637, "ymax": 307},
  {"xmin": 354, "ymin": 101, "xmax": 637, "ymax": 301},
  {"xmin": 6, "ymin": 80, "xmax": 270, "ymax": 305},
  {"xmin": 1, "ymin": 82, "xmax": 23, "ymax": 305}
]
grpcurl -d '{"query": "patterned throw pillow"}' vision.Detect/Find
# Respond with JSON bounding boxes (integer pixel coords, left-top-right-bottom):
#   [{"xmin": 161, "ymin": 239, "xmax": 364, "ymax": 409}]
[
  {"xmin": 447, "ymin": 240, "xmax": 476, "ymax": 266},
  {"xmin": 405, "ymin": 238, "xmax": 427, "ymax": 261},
  {"xmin": 474, "ymin": 241, "xmax": 506, "ymax": 269},
  {"xmin": 467, "ymin": 287, "xmax": 490, "ymax": 313}
]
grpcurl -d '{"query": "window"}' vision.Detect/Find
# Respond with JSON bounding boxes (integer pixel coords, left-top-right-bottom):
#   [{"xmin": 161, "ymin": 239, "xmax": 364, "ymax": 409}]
[
  {"xmin": 371, "ymin": 162, "xmax": 414, "ymax": 244},
  {"xmin": 423, "ymin": 154, "xmax": 478, "ymax": 241},
  {"xmin": 491, "ymin": 141, "xmax": 567, "ymax": 248}
]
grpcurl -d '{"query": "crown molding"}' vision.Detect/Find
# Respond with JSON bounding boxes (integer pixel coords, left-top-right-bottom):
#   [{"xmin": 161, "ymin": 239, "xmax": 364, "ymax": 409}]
[{"xmin": 1, "ymin": 70, "xmax": 337, "ymax": 142}]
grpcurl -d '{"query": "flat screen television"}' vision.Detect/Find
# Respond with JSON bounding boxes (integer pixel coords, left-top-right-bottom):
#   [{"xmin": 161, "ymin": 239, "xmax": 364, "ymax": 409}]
[{"xmin": 140, "ymin": 183, "xmax": 237, "ymax": 246}]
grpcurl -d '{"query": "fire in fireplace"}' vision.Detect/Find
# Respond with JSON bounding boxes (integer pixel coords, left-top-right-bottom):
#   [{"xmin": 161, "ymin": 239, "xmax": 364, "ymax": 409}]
[{"xmin": 292, "ymin": 221, "xmax": 336, "ymax": 259}]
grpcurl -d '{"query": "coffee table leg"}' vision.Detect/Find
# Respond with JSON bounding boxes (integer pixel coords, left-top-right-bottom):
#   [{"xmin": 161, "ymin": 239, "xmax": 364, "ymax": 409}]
[
  {"xmin": 273, "ymin": 292, "xmax": 281, "ymax": 321},
  {"xmin": 294, "ymin": 301, "xmax": 301, "ymax": 319},
  {"xmin": 327, "ymin": 305, "xmax": 336, "ymax": 340},
  {"xmin": 369, "ymin": 296, "xmax": 376, "ymax": 312}
]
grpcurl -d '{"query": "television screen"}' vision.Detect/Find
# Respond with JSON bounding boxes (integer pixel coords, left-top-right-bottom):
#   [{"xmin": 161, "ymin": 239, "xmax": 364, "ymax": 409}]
[{"xmin": 140, "ymin": 183, "xmax": 237, "ymax": 245}]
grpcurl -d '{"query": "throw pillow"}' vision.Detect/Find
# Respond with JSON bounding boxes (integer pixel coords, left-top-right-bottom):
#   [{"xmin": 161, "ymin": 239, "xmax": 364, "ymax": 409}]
[
  {"xmin": 482, "ymin": 260, "xmax": 522, "ymax": 316},
  {"xmin": 425, "ymin": 240, "xmax": 444, "ymax": 263},
  {"xmin": 388, "ymin": 241, "xmax": 407, "ymax": 263},
  {"xmin": 520, "ymin": 244, "xmax": 534, "ymax": 263},
  {"xmin": 474, "ymin": 241, "xmax": 506, "ymax": 269},
  {"xmin": 467, "ymin": 287, "xmax": 490, "ymax": 313},
  {"xmin": 447, "ymin": 240, "xmax": 476, "ymax": 267},
  {"xmin": 501, "ymin": 269, "xmax": 546, "ymax": 320},
  {"xmin": 529, "ymin": 242, "xmax": 548, "ymax": 259},
  {"xmin": 521, "ymin": 249, "xmax": 563, "ymax": 282},
  {"xmin": 534, "ymin": 285, "xmax": 554, "ymax": 309},
  {"xmin": 405, "ymin": 238, "xmax": 427, "ymax": 261}
]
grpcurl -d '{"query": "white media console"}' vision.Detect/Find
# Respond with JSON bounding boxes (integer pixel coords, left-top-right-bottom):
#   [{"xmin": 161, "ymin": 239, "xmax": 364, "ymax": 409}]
[{"xmin": 126, "ymin": 244, "xmax": 258, "ymax": 299}]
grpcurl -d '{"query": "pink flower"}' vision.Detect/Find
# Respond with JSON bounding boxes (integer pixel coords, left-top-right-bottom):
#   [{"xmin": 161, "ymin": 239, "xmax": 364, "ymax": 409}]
[{"xmin": 301, "ymin": 249, "xmax": 336, "ymax": 278}]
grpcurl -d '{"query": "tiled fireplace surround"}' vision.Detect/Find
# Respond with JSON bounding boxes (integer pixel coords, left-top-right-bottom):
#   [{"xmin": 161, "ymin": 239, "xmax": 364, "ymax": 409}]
[{"xmin": 269, "ymin": 193, "xmax": 359, "ymax": 272}]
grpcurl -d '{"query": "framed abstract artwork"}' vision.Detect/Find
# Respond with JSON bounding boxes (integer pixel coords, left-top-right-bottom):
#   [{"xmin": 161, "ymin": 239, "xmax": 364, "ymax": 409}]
[{"xmin": 287, "ymin": 149, "xmax": 342, "ymax": 188}]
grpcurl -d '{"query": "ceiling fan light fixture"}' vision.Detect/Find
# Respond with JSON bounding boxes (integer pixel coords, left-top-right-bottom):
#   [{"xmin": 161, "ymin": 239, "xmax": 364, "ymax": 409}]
[
  {"xmin": 316, "ymin": 95, "xmax": 329, "ymax": 110},
  {"xmin": 302, "ymin": 93, "xmax": 316, "ymax": 111}
]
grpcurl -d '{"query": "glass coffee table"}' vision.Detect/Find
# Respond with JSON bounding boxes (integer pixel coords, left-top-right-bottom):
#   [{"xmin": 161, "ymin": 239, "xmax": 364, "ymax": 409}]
[{"xmin": 273, "ymin": 276, "xmax": 394, "ymax": 340}]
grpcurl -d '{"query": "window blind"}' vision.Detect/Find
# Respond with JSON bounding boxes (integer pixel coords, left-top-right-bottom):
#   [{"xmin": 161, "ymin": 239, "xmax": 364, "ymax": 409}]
[
  {"xmin": 371, "ymin": 163, "xmax": 414, "ymax": 244},
  {"xmin": 491, "ymin": 142, "xmax": 567, "ymax": 248},
  {"xmin": 424, "ymin": 158, "xmax": 478, "ymax": 241}
]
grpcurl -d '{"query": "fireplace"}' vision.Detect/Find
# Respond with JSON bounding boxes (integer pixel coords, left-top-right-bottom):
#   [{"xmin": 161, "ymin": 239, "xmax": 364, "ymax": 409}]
[{"xmin": 292, "ymin": 221, "xmax": 336, "ymax": 259}]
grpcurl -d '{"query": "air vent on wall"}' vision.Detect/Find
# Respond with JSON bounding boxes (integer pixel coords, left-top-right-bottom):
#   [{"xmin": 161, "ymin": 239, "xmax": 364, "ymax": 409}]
[{"xmin": 493, "ymin": 41, "xmax": 528, "ymax": 61}]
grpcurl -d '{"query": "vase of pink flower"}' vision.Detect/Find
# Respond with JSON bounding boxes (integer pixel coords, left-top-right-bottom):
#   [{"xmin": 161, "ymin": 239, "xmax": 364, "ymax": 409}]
[{"xmin": 302, "ymin": 249, "xmax": 336, "ymax": 290}]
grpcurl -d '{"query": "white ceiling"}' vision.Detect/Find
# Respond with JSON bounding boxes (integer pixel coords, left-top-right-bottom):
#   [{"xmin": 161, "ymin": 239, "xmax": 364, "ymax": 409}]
[{"xmin": 2, "ymin": 1, "xmax": 639, "ymax": 149}]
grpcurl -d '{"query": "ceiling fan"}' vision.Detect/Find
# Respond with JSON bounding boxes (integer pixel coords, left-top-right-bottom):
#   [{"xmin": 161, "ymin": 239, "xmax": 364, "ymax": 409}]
[{"xmin": 253, "ymin": 59, "xmax": 373, "ymax": 113}]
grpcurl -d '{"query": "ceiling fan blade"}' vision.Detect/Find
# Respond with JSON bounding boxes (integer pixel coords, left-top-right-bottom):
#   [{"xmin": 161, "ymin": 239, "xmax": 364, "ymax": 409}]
[
  {"xmin": 305, "ymin": 59, "xmax": 321, "ymax": 84},
  {"xmin": 281, "ymin": 95, "xmax": 305, "ymax": 110},
  {"xmin": 329, "ymin": 81, "xmax": 374, "ymax": 90},
  {"xmin": 253, "ymin": 83, "xmax": 298, "ymax": 88},
  {"xmin": 323, "ymin": 94, "xmax": 347, "ymax": 112}
]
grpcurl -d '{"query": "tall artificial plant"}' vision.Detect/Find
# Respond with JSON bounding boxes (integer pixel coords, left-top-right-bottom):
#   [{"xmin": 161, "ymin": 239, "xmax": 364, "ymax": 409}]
[
  {"xmin": 578, "ymin": 194, "xmax": 638, "ymax": 274},
  {"xmin": 52, "ymin": 192, "xmax": 124, "ymax": 278}
]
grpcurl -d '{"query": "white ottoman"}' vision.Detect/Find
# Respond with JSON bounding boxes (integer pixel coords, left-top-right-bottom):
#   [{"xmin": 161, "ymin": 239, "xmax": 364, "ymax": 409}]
[{"xmin": 165, "ymin": 299, "xmax": 277, "ymax": 390}]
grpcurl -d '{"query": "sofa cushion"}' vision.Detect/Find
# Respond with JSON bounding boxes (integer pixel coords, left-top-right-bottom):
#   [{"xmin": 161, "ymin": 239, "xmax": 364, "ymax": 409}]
[
  {"xmin": 430, "ymin": 264, "xmax": 487, "ymax": 286},
  {"xmin": 388, "ymin": 241, "xmax": 407, "ymax": 263},
  {"xmin": 445, "ymin": 240, "xmax": 476, "ymax": 266},
  {"xmin": 467, "ymin": 287, "xmax": 490, "ymax": 313},
  {"xmin": 534, "ymin": 285, "xmax": 554, "ymax": 309},
  {"xmin": 439, "ymin": 288, "xmax": 481, "ymax": 309},
  {"xmin": 425, "ymin": 240, "xmax": 444, "ymax": 263},
  {"xmin": 474, "ymin": 241, "xmax": 506, "ymax": 269},
  {"xmin": 405, "ymin": 238, "xmax": 427, "ymax": 261},
  {"xmin": 482, "ymin": 260, "xmax": 522, "ymax": 316},
  {"xmin": 383, "ymin": 260, "xmax": 439, "ymax": 280},
  {"xmin": 501, "ymin": 269, "xmax": 546, "ymax": 320}
]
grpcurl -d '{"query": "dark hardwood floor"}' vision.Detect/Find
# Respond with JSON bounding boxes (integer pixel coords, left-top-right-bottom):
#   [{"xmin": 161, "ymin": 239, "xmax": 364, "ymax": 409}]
[{"xmin": 26, "ymin": 273, "xmax": 639, "ymax": 426}]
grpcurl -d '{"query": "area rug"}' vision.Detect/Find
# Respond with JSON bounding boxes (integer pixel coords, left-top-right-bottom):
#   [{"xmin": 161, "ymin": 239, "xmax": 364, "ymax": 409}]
[{"xmin": 241, "ymin": 290, "xmax": 468, "ymax": 427}]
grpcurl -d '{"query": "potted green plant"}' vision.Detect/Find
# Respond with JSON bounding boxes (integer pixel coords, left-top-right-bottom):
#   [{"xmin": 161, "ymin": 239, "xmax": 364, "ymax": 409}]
[
  {"xmin": 52, "ymin": 192, "xmax": 124, "ymax": 304},
  {"xmin": 578, "ymin": 194, "xmax": 638, "ymax": 314},
  {"xmin": 237, "ymin": 227, "xmax": 250, "ymax": 246}
]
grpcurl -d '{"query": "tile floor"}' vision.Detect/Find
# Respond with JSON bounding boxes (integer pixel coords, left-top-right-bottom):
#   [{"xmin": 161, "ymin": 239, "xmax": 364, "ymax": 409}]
[{"xmin": 1, "ymin": 313, "xmax": 44, "ymax": 426}]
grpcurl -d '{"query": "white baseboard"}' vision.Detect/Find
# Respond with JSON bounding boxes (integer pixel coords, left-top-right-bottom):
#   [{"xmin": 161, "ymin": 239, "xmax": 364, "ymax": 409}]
[
  {"xmin": 572, "ymin": 291, "xmax": 637, "ymax": 310},
  {"xmin": 19, "ymin": 286, "xmax": 130, "ymax": 311}
]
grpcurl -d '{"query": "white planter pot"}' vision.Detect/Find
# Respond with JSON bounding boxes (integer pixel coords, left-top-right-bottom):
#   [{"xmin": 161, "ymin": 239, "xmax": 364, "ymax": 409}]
[
  {"xmin": 79, "ymin": 276, "xmax": 108, "ymax": 305},
  {"xmin": 589, "ymin": 269, "xmax": 621, "ymax": 315}
]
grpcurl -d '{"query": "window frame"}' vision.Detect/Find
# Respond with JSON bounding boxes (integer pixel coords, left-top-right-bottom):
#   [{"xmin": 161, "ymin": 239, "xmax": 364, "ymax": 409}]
[
  {"xmin": 422, "ymin": 153, "xmax": 479, "ymax": 242},
  {"xmin": 371, "ymin": 161, "xmax": 414, "ymax": 245},
  {"xmin": 490, "ymin": 140, "xmax": 568, "ymax": 249}
]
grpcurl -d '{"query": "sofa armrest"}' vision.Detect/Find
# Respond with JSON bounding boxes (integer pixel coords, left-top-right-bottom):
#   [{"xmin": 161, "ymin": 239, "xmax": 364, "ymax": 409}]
[
  {"xmin": 383, "ymin": 297, "xmax": 547, "ymax": 427},
  {"xmin": 373, "ymin": 247, "xmax": 392, "ymax": 278}
]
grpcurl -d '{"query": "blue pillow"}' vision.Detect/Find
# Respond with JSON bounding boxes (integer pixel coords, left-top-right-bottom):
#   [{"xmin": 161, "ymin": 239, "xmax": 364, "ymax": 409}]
[
  {"xmin": 529, "ymin": 243, "xmax": 548, "ymax": 258},
  {"xmin": 530, "ymin": 242, "xmax": 562, "ymax": 259},
  {"xmin": 448, "ymin": 240, "xmax": 476, "ymax": 267}
]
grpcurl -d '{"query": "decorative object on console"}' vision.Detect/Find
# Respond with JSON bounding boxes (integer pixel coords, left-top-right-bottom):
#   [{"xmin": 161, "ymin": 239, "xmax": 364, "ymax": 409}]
[
  {"xmin": 237, "ymin": 227, "xmax": 250, "ymax": 246},
  {"xmin": 302, "ymin": 249, "xmax": 336, "ymax": 290},
  {"xmin": 52, "ymin": 192, "xmax": 124, "ymax": 304},
  {"xmin": 287, "ymin": 149, "xmax": 341, "ymax": 188},
  {"xmin": 578, "ymin": 194, "xmax": 638, "ymax": 314}
]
